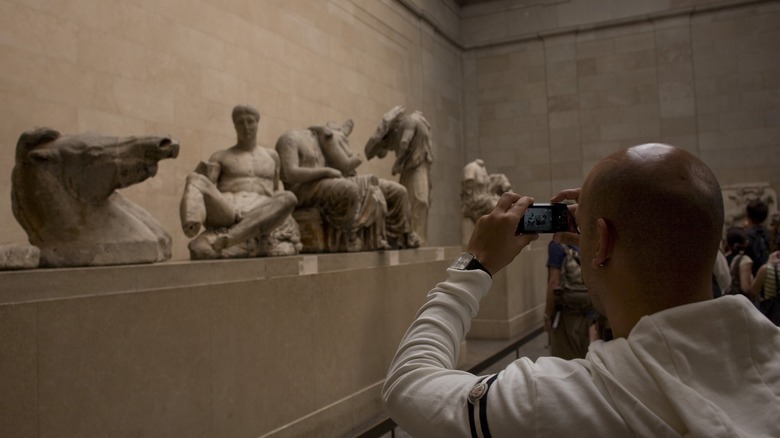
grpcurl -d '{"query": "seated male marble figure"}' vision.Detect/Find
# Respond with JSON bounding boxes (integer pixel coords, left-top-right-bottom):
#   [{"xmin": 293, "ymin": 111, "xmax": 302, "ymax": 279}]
[
  {"xmin": 180, "ymin": 105, "xmax": 300, "ymax": 259},
  {"xmin": 276, "ymin": 120, "xmax": 419, "ymax": 252}
]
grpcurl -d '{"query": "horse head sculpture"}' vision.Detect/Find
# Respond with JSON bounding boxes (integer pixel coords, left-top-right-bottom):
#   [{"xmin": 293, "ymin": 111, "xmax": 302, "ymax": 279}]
[{"xmin": 12, "ymin": 127, "xmax": 179, "ymax": 267}]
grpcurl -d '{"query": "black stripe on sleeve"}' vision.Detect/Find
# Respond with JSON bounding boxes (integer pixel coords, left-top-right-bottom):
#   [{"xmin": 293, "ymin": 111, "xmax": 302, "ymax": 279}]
[
  {"xmin": 468, "ymin": 398, "xmax": 478, "ymax": 438},
  {"xmin": 479, "ymin": 374, "xmax": 499, "ymax": 438}
]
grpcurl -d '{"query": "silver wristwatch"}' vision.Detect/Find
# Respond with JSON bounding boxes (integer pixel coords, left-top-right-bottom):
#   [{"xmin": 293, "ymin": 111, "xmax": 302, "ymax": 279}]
[{"xmin": 450, "ymin": 252, "xmax": 492, "ymax": 277}]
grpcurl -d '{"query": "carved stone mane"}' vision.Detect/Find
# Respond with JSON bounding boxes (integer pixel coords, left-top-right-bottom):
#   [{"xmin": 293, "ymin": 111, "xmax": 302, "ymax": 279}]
[{"xmin": 12, "ymin": 127, "xmax": 179, "ymax": 267}]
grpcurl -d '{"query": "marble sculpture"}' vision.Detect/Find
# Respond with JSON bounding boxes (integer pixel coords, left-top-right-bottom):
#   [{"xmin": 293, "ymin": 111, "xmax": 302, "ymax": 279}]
[
  {"xmin": 365, "ymin": 106, "xmax": 433, "ymax": 244},
  {"xmin": 276, "ymin": 119, "xmax": 420, "ymax": 252},
  {"xmin": 460, "ymin": 159, "xmax": 511, "ymax": 244},
  {"xmin": 11, "ymin": 128, "xmax": 179, "ymax": 267},
  {"xmin": 180, "ymin": 105, "xmax": 301, "ymax": 259}
]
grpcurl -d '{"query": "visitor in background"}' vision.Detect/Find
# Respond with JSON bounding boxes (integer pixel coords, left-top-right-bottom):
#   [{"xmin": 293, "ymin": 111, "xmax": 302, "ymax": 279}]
[
  {"xmin": 544, "ymin": 238, "xmax": 593, "ymax": 359},
  {"xmin": 751, "ymin": 251, "xmax": 780, "ymax": 325},
  {"xmin": 712, "ymin": 248, "xmax": 730, "ymax": 298},
  {"xmin": 769, "ymin": 212, "xmax": 780, "ymax": 252},
  {"xmin": 744, "ymin": 200, "xmax": 770, "ymax": 276},
  {"xmin": 725, "ymin": 227, "xmax": 757, "ymax": 302}
]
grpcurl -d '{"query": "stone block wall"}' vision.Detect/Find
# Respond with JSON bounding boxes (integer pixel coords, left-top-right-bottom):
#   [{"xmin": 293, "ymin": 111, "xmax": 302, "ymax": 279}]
[
  {"xmin": 463, "ymin": 0, "xmax": 780, "ymax": 202},
  {"xmin": 2, "ymin": 0, "xmax": 776, "ymax": 261}
]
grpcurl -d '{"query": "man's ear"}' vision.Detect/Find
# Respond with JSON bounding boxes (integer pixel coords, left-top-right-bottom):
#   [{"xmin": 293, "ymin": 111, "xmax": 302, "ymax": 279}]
[
  {"xmin": 342, "ymin": 119, "xmax": 354, "ymax": 137},
  {"xmin": 593, "ymin": 218, "xmax": 614, "ymax": 268}
]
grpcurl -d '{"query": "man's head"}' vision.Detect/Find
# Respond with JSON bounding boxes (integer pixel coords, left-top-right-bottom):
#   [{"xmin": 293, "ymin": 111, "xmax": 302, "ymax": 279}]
[
  {"xmin": 746, "ymin": 199, "xmax": 769, "ymax": 226},
  {"xmin": 576, "ymin": 144, "xmax": 723, "ymax": 319},
  {"xmin": 232, "ymin": 105, "xmax": 260, "ymax": 144}
]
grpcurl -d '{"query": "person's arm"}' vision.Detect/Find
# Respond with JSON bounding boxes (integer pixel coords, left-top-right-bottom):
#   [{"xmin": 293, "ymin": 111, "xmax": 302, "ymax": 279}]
[
  {"xmin": 311, "ymin": 127, "xmax": 362, "ymax": 176},
  {"xmin": 751, "ymin": 264, "xmax": 767, "ymax": 298},
  {"xmin": 194, "ymin": 152, "xmax": 222, "ymax": 183},
  {"xmin": 714, "ymin": 251, "xmax": 731, "ymax": 291},
  {"xmin": 751, "ymin": 251, "xmax": 780, "ymax": 298},
  {"xmin": 382, "ymin": 268, "xmax": 491, "ymax": 436},
  {"xmin": 276, "ymin": 140, "xmax": 340, "ymax": 184},
  {"xmin": 739, "ymin": 259, "xmax": 755, "ymax": 301},
  {"xmin": 383, "ymin": 193, "xmax": 538, "ymax": 436}
]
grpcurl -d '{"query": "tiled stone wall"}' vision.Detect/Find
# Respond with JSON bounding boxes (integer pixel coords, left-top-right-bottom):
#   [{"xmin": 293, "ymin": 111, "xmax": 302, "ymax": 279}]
[
  {"xmin": 463, "ymin": 0, "xmax": 780, "ymax": 202},
  {"xmin": 0, "ymin": 0, "xmax": 465, "ymax": 260}
]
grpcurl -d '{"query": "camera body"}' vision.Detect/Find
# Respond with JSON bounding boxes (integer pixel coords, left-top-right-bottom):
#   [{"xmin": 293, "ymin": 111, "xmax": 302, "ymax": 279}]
[{"xmin": 516, "ymin": 203, "xmax": 570, "ymax": 234}]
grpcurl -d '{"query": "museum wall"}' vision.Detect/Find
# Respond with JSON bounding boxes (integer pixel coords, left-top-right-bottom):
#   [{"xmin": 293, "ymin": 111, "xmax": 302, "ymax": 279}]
[
  {"xmin": 0, "ymin": 0, "xmax": 466, "ymax": 260},
  {"xmin": 462, "ymin": 0, "xmax": 780, "ymax": 202}
]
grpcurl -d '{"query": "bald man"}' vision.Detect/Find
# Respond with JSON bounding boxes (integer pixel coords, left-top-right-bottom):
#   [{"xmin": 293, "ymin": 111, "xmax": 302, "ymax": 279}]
[{"xmin": 383, "ymin": 144, "xmax": 780, "ymax": 437}]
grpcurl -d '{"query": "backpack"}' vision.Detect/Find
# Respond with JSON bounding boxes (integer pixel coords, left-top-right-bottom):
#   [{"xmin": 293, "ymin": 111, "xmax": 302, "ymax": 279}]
[{"xmin": 745, "ymin": 227, "xmax": 769, "ymax": 276}]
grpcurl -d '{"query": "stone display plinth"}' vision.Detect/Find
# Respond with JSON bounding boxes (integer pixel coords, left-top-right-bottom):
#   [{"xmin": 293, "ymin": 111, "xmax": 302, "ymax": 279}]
[
  {"xmin": 0, "ymin": 247, "xmax": 464, "ymax": 437},
  {"xmin": 467, "ymin": 241, "xmax": 548, "ymax": 340},
  {"xmin": 0, "ymin": 245, "xmax": 546, "ymax": 436}
]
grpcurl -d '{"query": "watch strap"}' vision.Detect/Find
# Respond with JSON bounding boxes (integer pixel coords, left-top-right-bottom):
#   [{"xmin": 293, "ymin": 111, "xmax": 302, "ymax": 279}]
[
  {"xmin": 465, "ymin": 256, "xmax": 492, "ymax": 277},
  {"xmin": 451, "ymin": 252, "xmax": 492, "ymax": 277}
]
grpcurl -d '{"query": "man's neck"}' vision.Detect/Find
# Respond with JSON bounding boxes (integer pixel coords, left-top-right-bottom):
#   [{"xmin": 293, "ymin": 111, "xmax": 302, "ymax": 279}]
[{"xmin": 605, "ymin": 271, "xmax": 713, "ymax": 338}]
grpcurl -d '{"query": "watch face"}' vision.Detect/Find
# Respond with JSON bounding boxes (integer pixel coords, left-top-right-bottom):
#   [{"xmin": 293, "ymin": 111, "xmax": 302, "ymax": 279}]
[{"xmin": 451, "ymin": 253, "xmax": 475, "ymax": 270}]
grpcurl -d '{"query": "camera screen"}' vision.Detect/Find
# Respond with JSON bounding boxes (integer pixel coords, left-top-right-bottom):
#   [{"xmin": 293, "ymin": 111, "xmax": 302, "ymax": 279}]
[
  {"xmin": 522, "ymin": 206, "xmax": 554, "ymax": 232},
  {"xmin": 516, "ymin": 203, "xmax": 569, "ymax": 234}
]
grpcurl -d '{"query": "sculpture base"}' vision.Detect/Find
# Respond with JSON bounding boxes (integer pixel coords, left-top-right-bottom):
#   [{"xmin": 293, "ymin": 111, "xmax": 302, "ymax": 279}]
[
  {"xmin": 0, "ymin": 243, "xmax": 39, "ymax": 270},
  {"xmin": 467, "ymin": 240, "xmax": 548, "ymax": 340},
  {"xmin": 293, "ymin": 208, "xmax": 328, "ymax": 253}
]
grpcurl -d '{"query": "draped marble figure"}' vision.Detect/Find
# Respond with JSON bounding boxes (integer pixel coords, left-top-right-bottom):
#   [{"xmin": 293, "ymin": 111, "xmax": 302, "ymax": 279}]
[
  {"xmin": 365, "ymin": 106, "xmax": 433, "ymax": 244},
  {"xmin": 276, "ymin": 119, "xmax": 420, "ymax": 252}
]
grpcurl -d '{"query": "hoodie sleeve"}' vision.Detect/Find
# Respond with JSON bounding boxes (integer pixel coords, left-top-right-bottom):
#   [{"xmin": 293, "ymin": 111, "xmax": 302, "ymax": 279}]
[
  {"xmin": 381, "ymin": 268, "xmax": 634, "ymax": 438},
  {"xmin": 382, "ymin": 268, "xmax": 492, "ymax": 437}
]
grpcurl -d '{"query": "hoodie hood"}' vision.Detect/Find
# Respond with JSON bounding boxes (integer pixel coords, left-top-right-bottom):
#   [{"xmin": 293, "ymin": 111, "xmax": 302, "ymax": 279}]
[{"xmin": 587, "ymin": 296, "xmax": 780, "ymax": 437}]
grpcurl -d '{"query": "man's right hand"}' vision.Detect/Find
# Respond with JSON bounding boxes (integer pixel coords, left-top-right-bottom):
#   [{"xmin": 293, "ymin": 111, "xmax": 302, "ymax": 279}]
[{"xmin": 466, "ymin": 192, "xmax": 539, "ymax": 276}]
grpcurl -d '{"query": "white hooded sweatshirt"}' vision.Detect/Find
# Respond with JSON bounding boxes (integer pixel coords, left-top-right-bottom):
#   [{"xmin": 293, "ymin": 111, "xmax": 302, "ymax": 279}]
[{"xmin": 383, "ymin": 268, "xmax": 780, "ymax": 438}]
